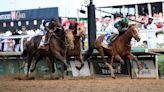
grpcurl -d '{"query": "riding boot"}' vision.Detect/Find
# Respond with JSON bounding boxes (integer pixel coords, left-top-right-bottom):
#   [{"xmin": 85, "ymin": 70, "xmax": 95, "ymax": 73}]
[{"xmin": 107, "ymin": 33, "xmax": 118, "ymax": 46}]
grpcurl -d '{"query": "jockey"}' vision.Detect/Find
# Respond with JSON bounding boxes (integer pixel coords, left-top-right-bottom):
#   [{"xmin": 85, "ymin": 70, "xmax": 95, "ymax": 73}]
[
  {"xmin": 103, "ymin": 17, "xmax": 129, "ymax": 46},
  {"xmin": 38, "ymin": 21, "xmax": 49, "ymax": 48},
  {"xmin": 102, "ymin": 17, "xmax": 119, "ymax": 46},
  {"xmin": 114, "ymin": 17, "xmax": 129, "ymax": 35},
  {"xmin": 62, "ymin": 19, "xmax": 78, "ymax": 34}
]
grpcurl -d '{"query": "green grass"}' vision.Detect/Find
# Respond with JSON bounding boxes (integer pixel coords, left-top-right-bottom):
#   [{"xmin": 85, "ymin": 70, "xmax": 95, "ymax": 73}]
[{"xmin": 157, "ymin": 55, "xmax": 164, "ymax": 76}]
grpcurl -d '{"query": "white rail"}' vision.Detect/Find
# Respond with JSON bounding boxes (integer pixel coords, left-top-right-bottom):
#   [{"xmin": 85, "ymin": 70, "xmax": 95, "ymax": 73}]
[{"xmin": 0, "ymin": 35, "xmax": 36, "ymax": 52}]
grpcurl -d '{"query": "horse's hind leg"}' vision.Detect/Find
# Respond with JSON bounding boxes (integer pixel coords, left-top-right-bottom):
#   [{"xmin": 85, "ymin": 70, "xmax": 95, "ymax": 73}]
[
  {"xmin": 97, "ymin": 47, "xmax": 107, "ymax": 64},
  {"xmin": 76, "ymin": 54, "xmax": 84, "ymax": 71},
  {"xmin": 30, "ymin": 55, "xmax": 43, "ymax": 72},
  {"xmin": 106, "ymin": 55, "xmax": 115, "ymax": 79},
  {"xmin": 26, "ymin": 57, "xmax": 33, "ymax": 78},
  {"xmin": 97, "ymin": 47, "xmax": 115, "ymax": 78}
]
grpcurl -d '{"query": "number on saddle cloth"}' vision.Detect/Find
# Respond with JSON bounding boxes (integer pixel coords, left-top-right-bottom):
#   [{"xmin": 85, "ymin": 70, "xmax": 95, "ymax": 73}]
[{"xmin": 104, "ymin": 33, "xmax": 111, "ymax": 42}]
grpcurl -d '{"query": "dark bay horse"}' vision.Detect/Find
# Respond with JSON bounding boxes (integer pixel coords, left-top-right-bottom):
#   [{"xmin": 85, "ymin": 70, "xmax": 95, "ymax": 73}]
[
  {"xmin": 84, "ymin": 24, "xmax": 141, "ymax": 78},
  {"xmin": 22, "ymin": 19, "xmax": 74, "ymax": 79},
  {"xmin": 66, "ymin": 23, "xmax": 86, "ymax": 70}
]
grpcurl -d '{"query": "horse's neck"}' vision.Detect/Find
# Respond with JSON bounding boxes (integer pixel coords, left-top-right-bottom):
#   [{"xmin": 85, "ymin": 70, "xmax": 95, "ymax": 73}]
[
  {"xmin": 74, "ymin": 36, "xmax": 81, "ymax": 44},
  {"xmin": 119, "ymin": 30, "xmax": 132, "ymax": 45}
]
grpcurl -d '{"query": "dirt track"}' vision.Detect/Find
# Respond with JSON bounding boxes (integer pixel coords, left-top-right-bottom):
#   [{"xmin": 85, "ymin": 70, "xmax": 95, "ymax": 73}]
[{"xmin": 0, "ymin": 76, "xmax": 164, "ymax": 92}]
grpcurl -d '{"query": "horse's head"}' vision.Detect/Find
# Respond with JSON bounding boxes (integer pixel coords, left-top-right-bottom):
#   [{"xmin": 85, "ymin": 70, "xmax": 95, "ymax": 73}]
[
  {"xmin": 128, "ymin": 24, "xmax": 141, "ymax": 42},
  {"xmin": 48, "ymin": 18, "xmax": 61, "ymax": 30},
  {"xmin": 76, "ymin": 23, "xmax": 87, "ymax": 39}
]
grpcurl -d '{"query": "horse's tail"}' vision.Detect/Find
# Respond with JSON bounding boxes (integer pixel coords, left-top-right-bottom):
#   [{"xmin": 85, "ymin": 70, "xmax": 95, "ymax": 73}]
[{"xmin": 83, "ymin": 46, "xmax": 95, "ymax": 61}]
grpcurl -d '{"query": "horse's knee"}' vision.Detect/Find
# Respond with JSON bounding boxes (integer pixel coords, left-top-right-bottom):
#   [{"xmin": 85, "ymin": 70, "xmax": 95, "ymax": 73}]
[{"xmin": 120, "ymin": 60, "xmax": 125, "ymax": 65}]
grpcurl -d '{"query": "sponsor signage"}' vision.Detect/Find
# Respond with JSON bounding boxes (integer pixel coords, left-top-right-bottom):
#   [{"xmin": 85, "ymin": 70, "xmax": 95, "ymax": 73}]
[
  {"xmin": 132, "ymin": 59, "xmax": 158, "ymax": 78},
  {"xmin": 0, "ymin": 11, "xmax": 26, "ymax": 20},
  {"xmin": 0, "ymin": 7, "xmax": 58, "ymax": 21},
  {"xmin": 91, "ymin": 58, "xmax": 129, "ymax": 75}
]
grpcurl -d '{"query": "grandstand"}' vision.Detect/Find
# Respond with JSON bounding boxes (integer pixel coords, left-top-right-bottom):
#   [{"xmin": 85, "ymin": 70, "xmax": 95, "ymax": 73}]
[{"xmin": 95, "ymin": 0, "xmax": 164, "ymax": 19}]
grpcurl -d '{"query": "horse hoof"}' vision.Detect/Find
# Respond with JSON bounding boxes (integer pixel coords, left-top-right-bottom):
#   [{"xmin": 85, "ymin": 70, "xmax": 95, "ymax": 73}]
[
  {"xmin": 75, "ymin": 64, "xmax": 84, "ymax": 71},
  {"xmin": 25, "ymin": 76, "xmax": 35, "ymax": 80},
  {"xmin": 111, "ymin": 75, "xmax": 116, "ymax": 79},
  {"xmin": 30, "ymin": 69, "xmax": 34, "ymax": 72},
  {"xmin": 112, "ymin": 76, "xmax": 116, "ymax": 79},
  {"xmin": 19, "ymin": 67, "xmax": 24, "ymax": 70},
  {"xmin": 51, "ymin": 76, "xmax": 60, "ymax": 80},
  {"xmin": 75, "ymin": 66, "xmax": 82, "ymax": 71}
]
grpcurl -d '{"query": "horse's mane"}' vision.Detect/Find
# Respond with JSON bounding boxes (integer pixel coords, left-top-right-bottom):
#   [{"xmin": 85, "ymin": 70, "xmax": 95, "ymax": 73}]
[
  {"xmin": 54, "ymin": 27, "xmax": 65, "ymax": 37},
  {"xmin": 120, "ymin": 24, "xmax": 136, "ymax": 37}
]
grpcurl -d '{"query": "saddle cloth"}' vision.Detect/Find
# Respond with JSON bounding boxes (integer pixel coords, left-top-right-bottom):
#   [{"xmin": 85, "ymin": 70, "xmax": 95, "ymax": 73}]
[{"xmin": 101, "ymin": 33, "xmax": 111, "ymax": 49}]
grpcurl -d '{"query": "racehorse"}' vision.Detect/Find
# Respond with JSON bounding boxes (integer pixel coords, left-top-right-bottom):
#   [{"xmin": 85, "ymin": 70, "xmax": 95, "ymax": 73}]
[
  {"xmin": 66, "ymin": 23, "xmax": 86, "ymax": 70},
  {"xmin": 22, "ymin": 18, "xmax": 74, "ymax": 79},
  {"xmin": 84, "ymin": 24, "xmax": 141, "ymax": 78}
]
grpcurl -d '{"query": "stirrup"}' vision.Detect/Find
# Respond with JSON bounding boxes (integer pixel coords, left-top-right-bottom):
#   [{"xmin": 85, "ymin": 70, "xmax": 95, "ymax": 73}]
[
  {"xmin": 44, "ymin": 42, "xmax": 49, "ymax": 45},
  {"xmin": 108, "ymin": 41, "xmax": 112, "ymax": 46},
  {"xmin": 108, "ymin": 44, "xmax": 112, "ymax": 47}
]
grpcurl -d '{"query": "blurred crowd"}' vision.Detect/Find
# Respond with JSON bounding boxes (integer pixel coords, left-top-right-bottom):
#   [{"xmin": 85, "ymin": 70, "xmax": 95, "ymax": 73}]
[
  {"xmin": 0, "ymin": 25, "xmax": 47, "ymax": 52},
  {"xmin": 0, "ymin": 14, "xmax": 163, "ymax": 52}
]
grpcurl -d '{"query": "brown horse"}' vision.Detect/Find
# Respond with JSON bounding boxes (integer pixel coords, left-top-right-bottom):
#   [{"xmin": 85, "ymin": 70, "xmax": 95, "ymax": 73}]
[
  {"xmin": 84, "ymin": 24, "xmax": 141, "ymax": 78},
  {"xmin": 66, "ymin": 23, "xmax": 86, "ymax": 70},
  {"xmin": 22, "ymin": 19, "xmax": 74, "ymax": 79}
]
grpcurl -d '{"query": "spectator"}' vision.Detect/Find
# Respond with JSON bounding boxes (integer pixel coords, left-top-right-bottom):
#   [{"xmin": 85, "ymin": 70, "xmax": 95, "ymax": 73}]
[
  {"xmin": 12, "ymin": 29, "xmax": 21, "ymax": 52},
  {"xmin": 142, "ymin": 17, "xmax": 157, "ymax": 29},
  {"xmin": 2, "ymin": 31, "xmax": 13, "ymax": 52},
  {"xmin": 21, "ymin": 26, "xmax": 27, "ymax": 35}
]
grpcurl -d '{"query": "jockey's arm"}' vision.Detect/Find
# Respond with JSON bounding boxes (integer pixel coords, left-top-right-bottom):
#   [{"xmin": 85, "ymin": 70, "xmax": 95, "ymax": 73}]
[{"xmin": 114, "ymin": 21, "xmax": 122, "ymax": 32}]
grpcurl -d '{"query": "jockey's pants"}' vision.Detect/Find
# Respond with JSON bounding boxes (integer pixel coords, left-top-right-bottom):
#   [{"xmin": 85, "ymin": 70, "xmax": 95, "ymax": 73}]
[{"xmin": 39, "ymin": 35, "xmax": 45, "ymax": 47}]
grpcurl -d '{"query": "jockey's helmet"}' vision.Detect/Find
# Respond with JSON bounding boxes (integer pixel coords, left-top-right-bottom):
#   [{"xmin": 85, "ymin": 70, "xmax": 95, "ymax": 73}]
[
  {"xmin": 122, "ymin": 17, "xmax": 129, "ymax": 23},
  {"xmin": 121, "ymin": 17, "xmax": 129, "ymax": 27}
]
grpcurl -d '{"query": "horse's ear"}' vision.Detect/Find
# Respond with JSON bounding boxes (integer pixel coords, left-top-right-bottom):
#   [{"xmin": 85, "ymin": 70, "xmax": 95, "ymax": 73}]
[{"xmin": 128, "ymin": 24, "xmax": 136, "ymax": 28}]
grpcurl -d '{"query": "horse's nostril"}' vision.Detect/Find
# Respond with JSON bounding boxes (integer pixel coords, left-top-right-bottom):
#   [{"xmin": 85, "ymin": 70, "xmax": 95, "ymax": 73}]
[{"xmin": 137, "ymin": 37, "xmax": 140, "ymax": 42}]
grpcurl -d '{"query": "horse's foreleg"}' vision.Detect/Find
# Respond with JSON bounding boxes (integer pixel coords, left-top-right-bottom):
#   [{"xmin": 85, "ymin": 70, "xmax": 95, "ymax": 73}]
[
  {"xmin": 76, "ymin": 54, "xmax": 84, "ymax": 71},
  {"xmin": 53, "ymin": 51, "xmax": 70, "ymax": 79},
  {"xmin": 127, "ymin": 53, "xmax": 141, "ymax": 72},
  {"xmin": 115, "ymin": 54, "xmax": 125, "ymax": 65}
]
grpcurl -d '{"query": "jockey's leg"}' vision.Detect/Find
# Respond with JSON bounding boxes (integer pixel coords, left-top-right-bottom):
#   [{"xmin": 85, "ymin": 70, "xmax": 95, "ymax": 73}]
[
  {"xmin": 38, "ymin": 35, "xmax": 45, "ymax": 48},
  {"xmin": 107, "ymin": 33, "xmax": 118, "ymax": 46}
]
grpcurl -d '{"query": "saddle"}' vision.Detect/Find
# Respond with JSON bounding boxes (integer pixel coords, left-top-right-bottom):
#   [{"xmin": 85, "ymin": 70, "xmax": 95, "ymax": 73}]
[{"xmin": 101, "ymin": 33, "xmax": 112, "ymax": 49}]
